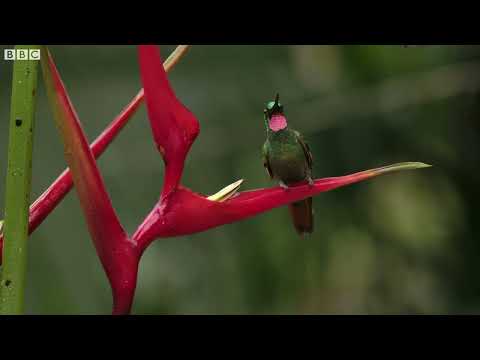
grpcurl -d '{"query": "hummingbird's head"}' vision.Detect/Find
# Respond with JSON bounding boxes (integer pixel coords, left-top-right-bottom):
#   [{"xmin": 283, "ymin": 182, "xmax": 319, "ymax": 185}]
[{"xmin": 264, "ymin": 93, "xmax": 287, "ymax": 132}]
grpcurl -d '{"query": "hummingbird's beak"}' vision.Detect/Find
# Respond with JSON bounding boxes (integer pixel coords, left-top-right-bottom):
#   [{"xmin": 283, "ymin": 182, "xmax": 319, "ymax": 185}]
[
  {"xmin": 274, "ymin": 93, "xmax": 280, "ymax": 108},
  {"xmin": 270, "ymin": 93, "xmax": 282, "ymax": 114}
]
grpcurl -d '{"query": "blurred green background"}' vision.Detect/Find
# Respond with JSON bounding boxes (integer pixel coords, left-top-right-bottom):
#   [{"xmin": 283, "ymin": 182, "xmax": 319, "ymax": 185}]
[{"xmin": 0, "ymin": 45, "xmax": 479, "ymax": 314}]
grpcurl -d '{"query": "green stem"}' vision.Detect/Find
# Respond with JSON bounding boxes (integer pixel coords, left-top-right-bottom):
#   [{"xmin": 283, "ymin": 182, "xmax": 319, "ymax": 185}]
[{"xmin": 0, "ymin": 45, "xmax": 39, "ymax": 314}]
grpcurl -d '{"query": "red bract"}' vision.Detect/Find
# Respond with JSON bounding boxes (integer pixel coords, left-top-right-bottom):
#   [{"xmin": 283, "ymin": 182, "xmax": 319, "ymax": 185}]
[
  {"xmin": 1, "ymin": 45, "xmax": 430, "ymax": 315},
  {"xmin": 40, "ymin": 47, "xmax": 139, "ymax": 314},
  {"xmin": 133, "ymin": 165, "xmax": 430, "ymax": 250},
  {"xmin": 139, "ymin": 46, "xmax": 200, "ymax": 199}
]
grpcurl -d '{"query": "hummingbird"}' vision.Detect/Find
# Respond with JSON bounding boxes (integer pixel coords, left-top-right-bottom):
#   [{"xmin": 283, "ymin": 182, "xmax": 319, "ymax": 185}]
[{"xmin": 262, "ymin": 94, "xmax": 314, "ymax": 236}]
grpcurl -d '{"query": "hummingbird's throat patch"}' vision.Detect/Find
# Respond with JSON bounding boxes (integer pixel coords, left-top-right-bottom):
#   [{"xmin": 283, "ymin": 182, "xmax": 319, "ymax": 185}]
[{"xmin": 269, "ymin": 115, "xmax": 287, "ymax": 132}]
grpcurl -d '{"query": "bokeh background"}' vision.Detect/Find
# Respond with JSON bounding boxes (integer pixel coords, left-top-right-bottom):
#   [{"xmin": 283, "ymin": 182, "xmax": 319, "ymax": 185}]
[{"xmin": 0, "ymin": 45, "xmax": 479, "ymax": 314}]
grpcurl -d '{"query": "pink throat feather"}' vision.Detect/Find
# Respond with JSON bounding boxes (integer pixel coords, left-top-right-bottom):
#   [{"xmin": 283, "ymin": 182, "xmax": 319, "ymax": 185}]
[{"xmin": 269, "ymin": 114, "xmax": 287, "ymax": 132}]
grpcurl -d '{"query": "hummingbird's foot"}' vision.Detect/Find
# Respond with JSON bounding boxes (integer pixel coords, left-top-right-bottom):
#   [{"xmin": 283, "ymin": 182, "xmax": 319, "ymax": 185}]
[
  {"xmin": 279, "ymin": 181, "xmax": 290, "ymax": 191},
  {"xmin": 307, "ymin": 177, "xmax": 314, "ymax": 187}
]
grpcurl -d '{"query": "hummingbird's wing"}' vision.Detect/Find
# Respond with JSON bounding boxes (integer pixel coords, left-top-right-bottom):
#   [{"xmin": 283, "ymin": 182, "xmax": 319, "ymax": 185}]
[
  {"xmin": 294, "ymin": 130, "xmax": 313, "ymax": 170},
  {"xmin": 262, "ymin": 142, "xmax": 273, "ymax": 179}
]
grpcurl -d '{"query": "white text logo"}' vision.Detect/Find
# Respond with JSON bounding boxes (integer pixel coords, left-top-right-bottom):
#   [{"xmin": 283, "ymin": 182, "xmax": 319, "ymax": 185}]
[{"xmin": 4, "ymin": 49, "xmax": 41, "ymax": 61}]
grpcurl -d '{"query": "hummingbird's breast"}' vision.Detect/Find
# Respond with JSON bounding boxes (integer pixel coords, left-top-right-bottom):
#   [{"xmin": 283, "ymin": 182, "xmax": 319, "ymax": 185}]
[{"xmin": 268, "ymin": 131, "xmax": 308, "ymax": 184}]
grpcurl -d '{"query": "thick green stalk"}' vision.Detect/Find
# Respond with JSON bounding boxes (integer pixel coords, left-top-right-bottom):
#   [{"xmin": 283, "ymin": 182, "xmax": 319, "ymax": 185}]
[{"xmin": 0, "ymin": 45, "xmax": 39, "ymax": 314}]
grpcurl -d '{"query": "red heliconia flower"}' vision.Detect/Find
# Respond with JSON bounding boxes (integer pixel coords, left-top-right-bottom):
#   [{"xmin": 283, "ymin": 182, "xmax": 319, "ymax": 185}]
[{"xmin": 0, "ymin": 45, "xmax": 430, "ymax": 314}]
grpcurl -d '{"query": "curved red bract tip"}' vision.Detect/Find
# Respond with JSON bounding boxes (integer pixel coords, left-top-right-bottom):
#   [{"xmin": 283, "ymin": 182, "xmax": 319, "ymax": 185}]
[
  {"xmin": 132, "ymin": 164, "xmax": 422, "ymax": 251},
  {"xmin": 138, "ymin": 45, "xmax": 199, "ymax": 198}
]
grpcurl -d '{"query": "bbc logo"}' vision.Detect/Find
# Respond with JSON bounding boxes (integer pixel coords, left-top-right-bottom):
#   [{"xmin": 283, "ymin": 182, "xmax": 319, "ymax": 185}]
[{"xmin": 4, "ymin": 49, "xmax": 41, "ymax": 61}]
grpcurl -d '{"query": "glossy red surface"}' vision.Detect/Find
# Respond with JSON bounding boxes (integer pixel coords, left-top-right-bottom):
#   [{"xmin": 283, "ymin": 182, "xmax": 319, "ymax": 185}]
[
  {"xmin": 42, "ymin": 48, "xmax": 138, "ymax": 315},
  {"xmin": 138, "ymin": 46, "xmax": 199, "ymax": 199}
]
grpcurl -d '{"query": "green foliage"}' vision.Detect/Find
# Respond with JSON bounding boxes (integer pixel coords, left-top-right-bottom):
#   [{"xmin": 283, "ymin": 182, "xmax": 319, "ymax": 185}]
[{"xmin": 0, "ymin": 45, "xmax": 39, "ymax": 314}]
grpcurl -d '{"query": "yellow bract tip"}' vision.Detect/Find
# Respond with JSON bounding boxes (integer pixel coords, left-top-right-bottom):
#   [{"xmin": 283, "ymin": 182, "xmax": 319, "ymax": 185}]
[{"xmin": 207, "ymin": 179, "xmax": 244, "ymax": 202}]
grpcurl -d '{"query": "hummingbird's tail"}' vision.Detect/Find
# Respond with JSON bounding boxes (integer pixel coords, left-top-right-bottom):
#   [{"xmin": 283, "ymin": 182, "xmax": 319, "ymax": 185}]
[{"xmin": 288, "ymin": 197, "xmax": 314, "ymax": 236}]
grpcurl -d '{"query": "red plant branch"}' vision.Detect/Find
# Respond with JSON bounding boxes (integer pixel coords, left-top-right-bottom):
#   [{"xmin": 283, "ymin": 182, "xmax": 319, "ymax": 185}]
[
  {"xmin": 133, "ymin": 164, "xmax": 430, "ymax": 251},
  {"xmin": 29, "ymin": 89, "xmax": 143, "ymax": 235}
]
